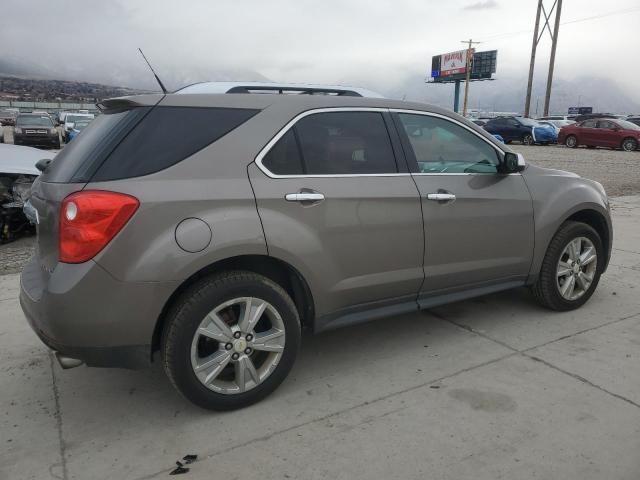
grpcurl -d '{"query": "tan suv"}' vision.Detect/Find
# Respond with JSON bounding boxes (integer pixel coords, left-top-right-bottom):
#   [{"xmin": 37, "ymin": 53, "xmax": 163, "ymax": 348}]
[{"xmin": 20, "ymin": 83, "xmax": 612, "ymax": 410}]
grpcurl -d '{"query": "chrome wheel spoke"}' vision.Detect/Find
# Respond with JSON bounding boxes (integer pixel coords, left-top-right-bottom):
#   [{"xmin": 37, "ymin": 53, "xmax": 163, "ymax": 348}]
[
  {"xmin": 560, "ymin": 275, "xmax": 575, "ymax": 298},
  {"xmin": 251, "ymin": 329, "xmax": 285, "ymax": 353},
  {"xmin": 235, "ymin": 356, "xmax": 259, "ymax": 393},
  {"xmin": 568, "ymin": 239, "xmax": 580, "ymax": 261},
  {"xmin": 195, "ymin": 350, "xmax": 232, "ymax": 384},
  {"xmin": 575, "ymin": 272, "xmax": 590, "ymax": 291},
  {"xmin": 557, "ymin": 261, "xmax": 572, "ymax": 277},
  {"xmin": 238, "ymin": 298, "xmax": 268, "ymax": 333},
  {"xmin": 580, "ymin": 247, "xmax": 597, "ymax": 266},
  {"xmin": 198, "ymin": 312, "xmax": 234, "ymax": 342}
]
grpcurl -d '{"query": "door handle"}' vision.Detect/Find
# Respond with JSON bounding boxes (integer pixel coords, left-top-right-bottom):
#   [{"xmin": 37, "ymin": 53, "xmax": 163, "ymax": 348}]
[
  {"xmin": 427, "ymin": 193, "xmax": 456, "ymax": 202},
  {"xmin": 285, "ymin": 192, "xmax": 325, "ymax": 202}
]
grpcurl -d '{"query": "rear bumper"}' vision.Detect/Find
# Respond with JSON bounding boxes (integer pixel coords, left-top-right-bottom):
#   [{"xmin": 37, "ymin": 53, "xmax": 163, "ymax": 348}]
[{"xmin": 19, "ymin": 255, "xmax": 178, "ymax": 369}]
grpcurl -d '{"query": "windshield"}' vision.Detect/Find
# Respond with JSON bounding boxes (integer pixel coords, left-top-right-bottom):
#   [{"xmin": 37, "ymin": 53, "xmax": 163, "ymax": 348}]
[
  {"xmin": 74, "ymin": 120, "xmax": 91, "ymax": 131},
  {"xmin": 16, "ymin": 115, "xmax": 53, "ymax": 127},
  {"xmin": 616, "ymin": 119, "xmax": 640, "ymax": 131}
]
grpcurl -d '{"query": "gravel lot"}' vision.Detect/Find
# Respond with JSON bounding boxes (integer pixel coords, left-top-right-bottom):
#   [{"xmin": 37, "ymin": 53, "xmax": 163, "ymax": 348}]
[{"xmin": 1, "ymin": 142, "xmax": 639, "ymax": 275}]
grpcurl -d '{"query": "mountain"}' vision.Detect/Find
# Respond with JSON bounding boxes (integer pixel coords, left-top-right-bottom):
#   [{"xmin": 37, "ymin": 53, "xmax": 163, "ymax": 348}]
[
  {"xmin": 387, "ymin": 74, "xmax": 640, "ymax": 115},
  {"xmin": 0, "ymin": 56, "xmax": 269, "ymax": 92}
]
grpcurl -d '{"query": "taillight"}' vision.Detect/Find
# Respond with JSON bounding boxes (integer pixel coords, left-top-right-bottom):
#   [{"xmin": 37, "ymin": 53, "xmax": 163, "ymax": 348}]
[{"xmin": 59, "ymin": 190, "xmax": 139, "ymax": 264}]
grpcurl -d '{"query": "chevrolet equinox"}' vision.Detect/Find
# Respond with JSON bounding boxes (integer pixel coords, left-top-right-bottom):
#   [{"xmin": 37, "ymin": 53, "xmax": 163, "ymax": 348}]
[{"xmin": 20, "ymin": 83, "xmax": 612, "ymax": 410}]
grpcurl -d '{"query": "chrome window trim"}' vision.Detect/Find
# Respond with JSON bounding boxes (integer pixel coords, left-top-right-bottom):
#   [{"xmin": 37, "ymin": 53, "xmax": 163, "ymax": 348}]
[
  {"xmin": 254, "ymin": 107, "xmax": 409, "ymax": 179},
  {"xmin": 254, "ymin": 107, "xmax": 520, "ymax": 179}
]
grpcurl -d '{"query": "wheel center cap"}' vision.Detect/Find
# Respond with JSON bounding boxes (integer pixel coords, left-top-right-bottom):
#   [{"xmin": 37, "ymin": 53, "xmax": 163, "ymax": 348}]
[
  {"xmin": 233, "ymin": 338, "xmax": 247, "ymax": 353},
  {"xmin": 573, "ymin": 264, "xmax": 580, "ymax": 274}
]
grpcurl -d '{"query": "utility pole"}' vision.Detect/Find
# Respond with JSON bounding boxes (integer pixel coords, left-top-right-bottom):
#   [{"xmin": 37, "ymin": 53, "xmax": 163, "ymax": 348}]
[
  {"xmin": 543, "ymin": 0, "xmax": 562, "ymax": 116},
  {"xmin": 461, "ymin": 39, "xmax": 481, "ymax": 117},
  {"xmin": 524, "ymin": 0, "xmax": 543, "ymax": 118},
  {"xmin": 523, "ymin": 0, "xmax": 563, "ymax": 117}
]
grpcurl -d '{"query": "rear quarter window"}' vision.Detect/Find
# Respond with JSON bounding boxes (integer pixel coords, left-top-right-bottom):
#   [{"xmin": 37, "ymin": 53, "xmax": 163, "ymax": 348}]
[{"xmin": 91, "ymin": 107, "xmax": 259, "ymax": 181}]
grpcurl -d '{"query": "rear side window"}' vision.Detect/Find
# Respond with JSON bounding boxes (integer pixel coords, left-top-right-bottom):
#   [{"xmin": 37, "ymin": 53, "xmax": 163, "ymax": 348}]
[
  {"xmin": 581, "ymin": 120, "xmax": 596, "ymax": 128},
  {"xmin": 92, "ymin": 107, "xmax": 259, "ymax": 181},
  {"xmin": 261, "ymin": 111, "xmax": 397, "ymax": 175}
]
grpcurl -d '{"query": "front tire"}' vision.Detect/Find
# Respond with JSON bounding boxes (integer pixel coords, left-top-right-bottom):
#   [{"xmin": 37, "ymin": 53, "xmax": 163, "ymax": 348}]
[
  {"xmin": 532, "ymin": 221, "xmax": 603, "ymax": 311},
  {"xmin": 522, "ymin": 133, "xmax": 534, "ymax": 145},
  {"xmin": 162, "ymin": 271, "xmax": 301, "ymax": 410}
]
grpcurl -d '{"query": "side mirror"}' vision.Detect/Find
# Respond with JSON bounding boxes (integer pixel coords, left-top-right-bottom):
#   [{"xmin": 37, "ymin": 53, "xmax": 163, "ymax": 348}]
[
  {"xmin": 36, "ymin": 158, "xmax": 53, "ymax": 172},
  {"xmin": 501, "ymin": 152, "xmax": 526, "ymax": 174}
]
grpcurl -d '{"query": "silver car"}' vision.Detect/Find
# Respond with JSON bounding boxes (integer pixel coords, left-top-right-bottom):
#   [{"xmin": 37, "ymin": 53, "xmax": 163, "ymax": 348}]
[{"xmin": 20, "ymin": 83, "xmax": 612, "ymax": 410}]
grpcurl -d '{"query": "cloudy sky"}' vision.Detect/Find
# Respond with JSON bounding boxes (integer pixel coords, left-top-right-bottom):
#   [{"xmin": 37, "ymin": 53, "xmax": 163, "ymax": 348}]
[{"xmin": 2, "ymin": 0, "xmax": 640, "ymax": 102}]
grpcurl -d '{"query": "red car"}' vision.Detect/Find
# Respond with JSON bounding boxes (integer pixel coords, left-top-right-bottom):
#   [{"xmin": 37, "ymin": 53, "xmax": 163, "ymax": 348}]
[{"xmin": 558, "ymin": 118, "xmax": 640, "ymax": 151}]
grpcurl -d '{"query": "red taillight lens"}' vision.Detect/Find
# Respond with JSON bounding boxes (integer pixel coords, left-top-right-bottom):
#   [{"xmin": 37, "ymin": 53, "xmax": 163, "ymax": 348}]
[{"xmin": 59, "ymin": 190, "xmax": 139, "ymax": 264}]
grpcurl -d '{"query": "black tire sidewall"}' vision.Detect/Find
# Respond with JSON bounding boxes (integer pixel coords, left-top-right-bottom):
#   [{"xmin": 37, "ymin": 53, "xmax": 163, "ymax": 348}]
[
  {"xmin": 540, "ymin": 222, "xmax": 603, "ymax": 310},
  {"xmin": 163, "ymin": 272, "xmax": 301, "ymax": 410}
]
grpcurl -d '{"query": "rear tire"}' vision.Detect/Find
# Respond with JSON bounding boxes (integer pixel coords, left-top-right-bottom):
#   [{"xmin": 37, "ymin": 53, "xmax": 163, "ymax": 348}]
[
  {"xmin": 565, "ymin": 135, "xmax": 578, "ymax": 148},
  {"xmin": 162, "ymin": 271, "xmax": 301, "ymax": 410},
  {"xmin": 532, "ymin": 221, "xmax": 603, "ymax": 311},
  {"xmin": 622, "ymin": 137, "xmax": 638, "ymax": 152}
]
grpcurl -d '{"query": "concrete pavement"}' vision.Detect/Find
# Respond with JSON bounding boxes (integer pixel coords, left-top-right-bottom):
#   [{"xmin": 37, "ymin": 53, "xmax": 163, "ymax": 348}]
[{"xmin": 1, "ymin": 197, "xmax": 639, "ymax": 480}]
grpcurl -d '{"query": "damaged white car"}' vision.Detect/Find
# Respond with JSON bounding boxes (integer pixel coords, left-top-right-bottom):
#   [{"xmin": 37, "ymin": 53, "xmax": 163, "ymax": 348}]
[{"xmin": 0, "ymin": 144, "xmax": 54, "ymax": 242}]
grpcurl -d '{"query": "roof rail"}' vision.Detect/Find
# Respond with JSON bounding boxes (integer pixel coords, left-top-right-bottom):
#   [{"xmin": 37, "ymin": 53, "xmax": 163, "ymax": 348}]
[{"xmin": 174, "ymin": 81, "xmax": 384, "ymax": 98}]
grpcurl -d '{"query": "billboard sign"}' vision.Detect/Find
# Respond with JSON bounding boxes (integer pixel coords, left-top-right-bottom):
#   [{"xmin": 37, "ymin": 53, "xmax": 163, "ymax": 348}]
[
  {"xmin": 439, "ymin": 49, "xmax": 474, "ymax": 77},
  {"xmin": 430, "ymin": 50, "xmax": 495, "ymax": 82},
  {"xmin": 568, "ymin": 106, "xmax": 592, "ymax": 115}
]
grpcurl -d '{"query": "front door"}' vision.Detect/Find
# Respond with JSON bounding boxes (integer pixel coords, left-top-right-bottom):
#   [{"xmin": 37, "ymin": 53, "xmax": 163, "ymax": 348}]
[
  {"xmin": 248, "ymin": 109, "xmax": 425, "ymax": 325},
  {"xmin": 392, "ymin": 111, "xmax": 534, "ymax": 300}
]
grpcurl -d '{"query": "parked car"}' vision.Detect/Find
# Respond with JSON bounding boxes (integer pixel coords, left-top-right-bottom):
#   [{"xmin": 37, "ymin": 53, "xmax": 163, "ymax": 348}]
[
  {"xmin": 13, "ymin": 113, "xmax": 60, "ymax": 149},
  {"xmin": 20, "ymin": 82, "xmax": 612, "ymax": 410},
  {"xmin": 471, "ymin": 119, "xmax": 486, "ymax": 127},
  {"xmin": 538, "ymin": 115, "xmax": 574, "ymax": 122},
  {"xmin": 66, "ymin": 118, "xmax": 92, "ymax": 142},
  {"xmin": 626, "ymin": 117, "xmax": 640, "ymax": 127},
  {"xmin": 483, "ymin": 116, "xmax": 557, "ymax": 145},
  {"xmin": 559, "ymin": 118, "xmax": 640, "ymax": 151},
  {"xmin": 63, "ymin": 113, "xmax": 95, "ymax": 142},
  {"xmin": 0, "ymin": 144, "xmax": 53, "ymax": 242},
  {"xmin": 572, "ymin": 113, "xmax": 620, "ymax": 123},
  {"xmin": 0, "ymin": 109, "xmax": 18, "ymax": 126}
]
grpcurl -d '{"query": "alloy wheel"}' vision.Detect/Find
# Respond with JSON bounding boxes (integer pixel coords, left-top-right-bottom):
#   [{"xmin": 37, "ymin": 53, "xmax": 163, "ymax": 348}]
[
  {"xmin": 565, "ymin": 136, "xmax": 577, "ymax": 148},
  {"xmin": 556, "ymin": 237, "xmax": 598, "ymax": 301},
  {"xmin": 190, "ymin": 297, "xmax": 286, "ymax": 394},
  {"xmin": 622, "ymin": 139, "xmax": 637, "ymax": 152}
]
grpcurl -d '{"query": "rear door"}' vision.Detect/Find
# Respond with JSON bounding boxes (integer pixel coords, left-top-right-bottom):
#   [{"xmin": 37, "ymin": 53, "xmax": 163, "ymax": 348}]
[
  {"xmin": 578, "ymin": 119, "xmax": 598, "ymax": 145},
  {"xmin": 392, "ymin": 111, "xmax": 534, "ymax": 299},
  {"xmin": 595, "ymin": 120, "xmax": 620, "ymax": 148},
  {"xmin": 248, "ymin": 109, "xmax": 425, "ymax": 325}
]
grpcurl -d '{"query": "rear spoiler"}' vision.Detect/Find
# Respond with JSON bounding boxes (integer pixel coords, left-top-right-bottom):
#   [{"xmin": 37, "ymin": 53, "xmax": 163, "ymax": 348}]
[{"xmin": 96, "ymin": 94, "xmax": 165, "ymax": 114}]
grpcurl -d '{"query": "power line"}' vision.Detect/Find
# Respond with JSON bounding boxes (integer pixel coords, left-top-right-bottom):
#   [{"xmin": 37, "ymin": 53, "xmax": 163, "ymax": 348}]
[{"xmin": 480, "ymin": 5, "xmax": 640, "ymax": 42}]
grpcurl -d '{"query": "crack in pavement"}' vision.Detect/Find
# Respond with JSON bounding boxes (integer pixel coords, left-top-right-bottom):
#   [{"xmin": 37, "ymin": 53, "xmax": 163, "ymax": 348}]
[
  {"xmin": 132, "ymin": 350, "xmax": 519, "ymax": 480},
  {"xmin": 49, "ymin": 352, "xmax": 68, "ymax": 480},
  {"xmin": 427, "ymin": 310, "xmax": 640, "ymax": 410}
]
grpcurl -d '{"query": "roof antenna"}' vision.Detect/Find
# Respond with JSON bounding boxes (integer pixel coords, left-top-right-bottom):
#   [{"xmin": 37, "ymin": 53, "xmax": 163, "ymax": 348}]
[{"xmin": 138, "ymin": 48, "xmax": 168, "ymax": 94}]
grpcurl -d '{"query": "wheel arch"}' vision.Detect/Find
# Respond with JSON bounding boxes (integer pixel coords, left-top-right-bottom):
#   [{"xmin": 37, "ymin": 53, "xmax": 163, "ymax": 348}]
[{"xmin": 151, "ymin": 254, "xmax": 315, "ymax": 358}]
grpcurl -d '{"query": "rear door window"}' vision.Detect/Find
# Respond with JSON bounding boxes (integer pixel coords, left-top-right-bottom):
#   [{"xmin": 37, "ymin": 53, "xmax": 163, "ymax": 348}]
[
  {"xmin": 581, "ymin": 120, "xmax": 597, "ymax": 128},
  {"xmin": 260, "ymin": 111, "xmax": 398, "ymax": 176},
  {"xmin": 295, "ymin": 111, "xmax": 397, "ymax": 175}
]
